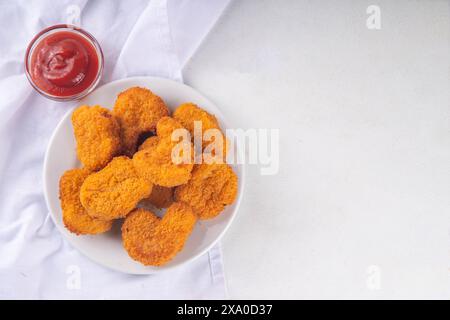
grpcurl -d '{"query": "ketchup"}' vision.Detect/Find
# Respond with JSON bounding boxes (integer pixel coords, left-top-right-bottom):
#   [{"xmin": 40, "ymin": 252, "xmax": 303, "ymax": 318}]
[{"xmin": 28, "ymin": 29, "xmax": 100, "ymax": 98}]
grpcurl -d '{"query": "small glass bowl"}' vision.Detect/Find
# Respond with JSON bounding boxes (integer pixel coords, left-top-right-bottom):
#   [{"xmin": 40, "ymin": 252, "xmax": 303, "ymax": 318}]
[{"xmin": 25, "ymin": 24, "xmax": 104, "ymax": 102}]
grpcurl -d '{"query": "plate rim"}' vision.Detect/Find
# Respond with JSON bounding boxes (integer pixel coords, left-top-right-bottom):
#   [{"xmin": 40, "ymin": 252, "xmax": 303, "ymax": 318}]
[{"xmin": 43, "ymin": 76, "xmax": 245, "ymax": 274}]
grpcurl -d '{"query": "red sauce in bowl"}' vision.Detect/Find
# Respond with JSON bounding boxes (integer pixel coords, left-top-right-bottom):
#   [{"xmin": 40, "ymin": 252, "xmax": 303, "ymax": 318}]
[{"xmin": 25, "ymin": 25, "xmax": 103, "ymax": 101}]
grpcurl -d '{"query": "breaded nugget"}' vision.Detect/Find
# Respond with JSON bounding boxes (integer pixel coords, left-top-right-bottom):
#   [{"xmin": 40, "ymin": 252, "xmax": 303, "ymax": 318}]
[
  {"xmin": 133, "ymin": 117, "xmax": 194, "ymax": 187},
  {"xmin": 122, "ymin": 202, "xmax": 197, "ymax": 266},
  {"xmin": 72, "ymin": 105, "xmax": 121, "ymax": 171},
  {"xmin": 80, "ymin": 156, "xmax": 152, "ymax": 220},
  {"xmin": 138, "ymin": 136, "xmax": 159, "ymax": 151},
  {"xmin": 113, "ymin": 87, "xmax": 169, "ymax": 156},
  {"xmin": 59, "ymin": 168, "xmax": 112, "ymax": 235},
  {"xmin": 136, "ymin": 131, "xmax": 156, "ymax": 150},
  {"xmin": 173, "ymin": 103, "xmax": 221, "ymax": 137},
  {"xmin": 173, "ymin": 103, "xmax": 228, "ymax": 161},
  {"xmin": 174, "ymin": 163, "xmax": 238, "ymax": 219},
  {"xmin": 140, "ymin": 185, "xmax": 174, "ymax": 209},
  {"xmin": 155, "ymin": 116, "xmax": 185, "ymax": 137}
]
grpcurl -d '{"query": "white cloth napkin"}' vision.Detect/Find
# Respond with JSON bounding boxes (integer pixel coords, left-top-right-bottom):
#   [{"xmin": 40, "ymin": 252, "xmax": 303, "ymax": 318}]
[{"xmin": 0, "ymin": 0, "xmax": 228, "ymax": 299}]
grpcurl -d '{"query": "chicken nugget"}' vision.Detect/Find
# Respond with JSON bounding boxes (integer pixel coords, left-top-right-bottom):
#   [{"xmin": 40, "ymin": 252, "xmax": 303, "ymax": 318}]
[
  {"xmin": 138, "ymin": 136, "xmax": 159, "ymax": 151},
  {"xmin": 113, "ymin": 87, "xmax": 169, "ymax": 156},
  {"xmin": 122, "ymin": 202, "xmax": 197, "ymax": 266},
  {"xmin": 133, "ymin": 117, "xmax": 194, "ymax": 187},
  {"xmin": 174, "ymin": 163, "xmax": 238, "ymax": 219},
  {"xmin": 173, "ymin": 103, "xmax": 228, "ymax": 161},
  {"xmin": 80, "ymin": 156, "xmax": 152, "ymax": 220},
  {"xmin": 140, "ymin": 185, "xmax": 174, "ymax": 209},
  {"xmin": 59, "ymin": 168, "xmax": 112, "ymax": 235},
  {"xmin": 173, "ymin": 103, "xmax": 220, "ymax": 136},
  {"xmin": 155, "ymin": 116, "xmax": 185, "ymax": 137},
  {"xmin": 72, "ymin": 105, "xmax": 121, "ymax": 171}
]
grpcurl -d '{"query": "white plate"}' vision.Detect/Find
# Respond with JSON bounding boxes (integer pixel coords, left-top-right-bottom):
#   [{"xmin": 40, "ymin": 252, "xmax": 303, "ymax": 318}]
[{"xmin": 43, "ymin": 76, "xmax": 244, "ymax": 274}]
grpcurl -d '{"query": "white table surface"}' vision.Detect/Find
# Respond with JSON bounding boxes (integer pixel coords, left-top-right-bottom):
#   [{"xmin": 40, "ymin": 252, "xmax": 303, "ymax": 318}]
[{"xmin": 183, "ymin": 0, "xmax": 450, "ymax": 299}]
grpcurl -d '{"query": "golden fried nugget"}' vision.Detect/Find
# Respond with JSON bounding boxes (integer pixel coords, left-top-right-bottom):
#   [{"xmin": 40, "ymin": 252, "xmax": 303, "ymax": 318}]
[
  {"xmin": 59, "ymin": 168, "xmax": 112, "ymax": 235},
  {"xmin": 173, "ymin": 103, "xmax": 228, "ymax": 161},
  {"xmin": 155, "ymin": 116, "xmax": 185, "ymax": 137},
  {"xmin": 173, "ymin": 103, "xmax": 220, "ymax": 136},
  {"xmin": 122, "ymin": 202, "xmax": 197, "ymax": 266},
  {"xmin": 133, "ymin": 117, "xmax": 194, "ymax": 187},
  {"xmin": 174, "ymin": 163, "xmax": 238, "ymax": 219},
  {"xmin": 140, "ymin": 185, "xmax": 174, "ymax": 209},
  {"xmin": 113, "ymin": 87, "xmax": 169, "ymax": 156},
  {"xmin": 72, "ymin": 105, "xmax": 121, "ymax": 171},
  {"xmin": 80, "ymin": 157, "xmax": 152, "ymax": 220},
  {"xmin": 138, "ymin": 136, "xmax": 159, "ymax": 151}
]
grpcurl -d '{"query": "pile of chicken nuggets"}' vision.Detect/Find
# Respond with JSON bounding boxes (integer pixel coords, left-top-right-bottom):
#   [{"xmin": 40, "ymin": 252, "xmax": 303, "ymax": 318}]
[{"xmin": 59, "ymin": 86, "xmax": 238, "ymax": 266}]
